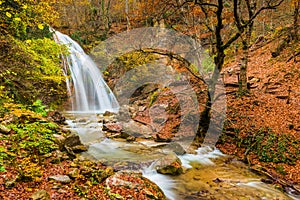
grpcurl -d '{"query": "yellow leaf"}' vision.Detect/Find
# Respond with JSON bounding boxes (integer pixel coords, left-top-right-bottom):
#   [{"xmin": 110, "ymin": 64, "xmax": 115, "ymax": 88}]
[
  {"xmin": 22, "ymin": 4, "xmax": 28, "ymax": 9},
  {"xmin": 6, "ymin": 12, "xmax": 12, "ymax": 18},
  {"xmin": 13, "ymin": 17, "xmax": 21, "ymax": 21},
  {"xmin": 38, "ymin": 24, "xmax": 44, "ymax": 30},
  {"xmin": 25, "ymin": 39, "xmax": 31, "ymax": 44}
]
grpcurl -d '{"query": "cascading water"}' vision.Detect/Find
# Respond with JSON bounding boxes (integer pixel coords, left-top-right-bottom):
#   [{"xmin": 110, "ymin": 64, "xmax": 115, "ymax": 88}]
[
  {"xmin": 52, "ymin": 30, "xmax": 119, "ymax": 113},
  {"xmin": 52, "ymin": 30, "xmax": 299, "ymax": 200},
  {"xmin": 52, "ymin": 30, "xmax": 177, "ymax": 199}
]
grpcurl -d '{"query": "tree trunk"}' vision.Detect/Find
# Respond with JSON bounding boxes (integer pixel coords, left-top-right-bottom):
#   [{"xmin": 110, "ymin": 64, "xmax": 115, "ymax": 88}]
[
  {"xmin": 292, "ymin": 0, "xmax": 299, "ymax": 41},
  {"xmin": 125, "ymin": 0, "xmax": 130, "ymax": 30},
  {"xmin": 239, "ymin": 27, "xmax": 251, "ymax": 94},
  {"xmin": 238, "ymin": 0, "xmax": 255, "ymax": 95},
  {"xmin": 239, "ymin": 47, "xmax": 249, "ymax": 93},
  {"xmin": 197, "ymin": 0, "xmax": 225, "ymax": 139}
]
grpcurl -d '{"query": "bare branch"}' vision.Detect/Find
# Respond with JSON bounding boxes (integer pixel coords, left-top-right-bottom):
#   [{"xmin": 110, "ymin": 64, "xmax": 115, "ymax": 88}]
[
  {"xmin": 248, "ymin": 0, "xmax": 284, "ymax": 24},
  {"xmin": 139, "ymin": 48, "xmax": 206, "ymax": 83},
  {"xmin": 233, "ymin": 0, "xmax": 242, "ymax": 30},
  {"xmin": 222, "ymin": 32, "xmax": 242, "ymax": 50},
  {"xmin": 194, "ymin": 1, "xmax": 218, "ymax": 8}
]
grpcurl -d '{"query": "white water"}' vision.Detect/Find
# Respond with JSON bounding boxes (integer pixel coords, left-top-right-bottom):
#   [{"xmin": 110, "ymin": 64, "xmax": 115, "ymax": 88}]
[
  {"xmin": 53, "ymin": 31, "xmax": 119, "ymax": 113},
  {"xmin": 142, "ymin": 163, "xmax": 177, "ymax": 200},
  {"xmin": 179, "ymin": 146, "xmax": 225, "ymax": 168}
]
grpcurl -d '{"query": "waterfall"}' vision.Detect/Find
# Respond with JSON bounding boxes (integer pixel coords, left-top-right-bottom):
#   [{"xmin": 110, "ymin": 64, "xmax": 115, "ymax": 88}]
[{"xmin": 52, "ymin": 30, "xmax": 119, "ymax": 113}]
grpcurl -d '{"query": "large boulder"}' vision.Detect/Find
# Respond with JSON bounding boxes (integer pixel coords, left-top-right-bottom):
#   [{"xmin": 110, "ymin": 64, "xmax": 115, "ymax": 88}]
[
  {"xmin": 47, "ymin": 110, "xmax": 66, "ymax": 124},
  {"xmin": 154, "ymin": 152, "xmax": 183, "ymax": 175},
  {"xmin": 63, "ymin": 133, "xmax": 87, "ymax": 155},
  {"xmin": 122, "ymin": 120, "xmax": 153, "ymax": 138},
  {"xmin": 103, "ymin": 122, "xmax": 123, "ymax": 133},
  {"xmin": 164, "ymin": 142, "xmax": 186, "ymax": 155}
]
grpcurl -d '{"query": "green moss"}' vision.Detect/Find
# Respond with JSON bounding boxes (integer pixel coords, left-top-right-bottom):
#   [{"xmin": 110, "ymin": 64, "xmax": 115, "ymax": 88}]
[
  {"xmin": 241, "ymin": 128, "xmax": 300, "ymax": 164},
  {"xmin": 0, "ymin": 35, "xmax": 68, "ymax": 107},
  {"xmin": 149, "ymin": 91, "xmax": 158, "ymax": 107},
  {"xmin": 275, "ymin": 165, "xmax": 287, "ymax": 175},
  {"xmin": 0, "ymin": 104, "xmax": 59, "ymax": 159},
  {"xmin": 7, "ymin": 121, "xmax": 59, "ymax": 156}
]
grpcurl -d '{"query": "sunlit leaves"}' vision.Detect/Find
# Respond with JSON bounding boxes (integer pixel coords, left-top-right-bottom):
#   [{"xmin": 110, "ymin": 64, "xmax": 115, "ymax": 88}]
[
  {"xmin": 0, "ymin": 34, "xmax": 68, "ymax": 105},
  {"xmin": 37, "ymin": 24, "xmax": 44, "ymax": 30},
  {"xmin": 13, "ymin": 17, "xmax": 21, "ymax": 21},
  {"xmin": 15, "ymin": 37, "xmax": 68, "ymax": 83},
  {"xmin": 0, "ymin": 0, "xmax": 62, "ymax": 38}
]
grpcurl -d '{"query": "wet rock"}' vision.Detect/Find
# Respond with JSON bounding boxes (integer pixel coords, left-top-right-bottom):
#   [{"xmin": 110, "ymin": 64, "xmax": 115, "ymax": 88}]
[
  {"xmin": 61, "ymin": 127, "xmax": 71, "ymax": 133},
  {"xmin": 103, "ymin": 115, "xmax": 117, "ymax": 124},
  {"xmin": 293, "ymin": 185, "xmax": 300, "ymax": 195},
  {"xmin": 154, "ymin": 152, "xmax": 183, "ymax": 175},
  {"xmin": 113, "ymin": 161, "xmax": 152, "ymax": 171},
  {"xmin": 122, "ymin": 120, "xmax": 153, "ymax": 138},
  {"xmin": 63, "ymin": 133, "xmax": 87, "ymax": 155},
  {"xmin": 48, "ymin": 175, "xmax": 71, "ymax": 183},
  {"xmin": 31, "ymin": 190, "xmax": 51, "ymax": 200},
  {"xmin": 0, "ymin": 124, "xmax": 10, "ymax": 134},
  {"xmin": 294, "ymin": 184, "xmax": 300, "ymax": 191},
  {"xmin": 71, "ymin": 145, "xmax": 88, "ymax": 152},
  {"xmin": 105, "ymin": 170, "xmax": 166, "ymax": 200},
  {"xmin": 103, "ymin": 122, "xmax": 122, "ymax": 132},
  {"xmin": 47, "ymin": 110, "xmax": 65, "ymax": 124},
  {"xmin": 154, "ymin": 134, "xmax": 172, "ymax": 142},
  {"xmin": 64, "ymin": 133, "xmax": 81, "ymax": 147},
  {"xmin": 103, "ymin": 124, "xmax": 136, "ymax": 141},
  {"xmin": 126, "ymin": 135, "xmax": 136, "ymax": 141},
  {"xmin": 149, "ymin": 104, "xmax": 168, "ymax": 127},
  {"xmin": 78, "ymin": 118, "xmax": 87, "ymax": 123},
  {"xmin": 164, "ymin": 142, "xmax": 186, "ymax": 155},
  {"xmin": 116, "ymin": 105, "xmax": 131, "ymax": 122},
  {"xmin": 103, "ymin": 111, "xmax": 115, "ymax": 117},
  {"xmin": 130, "ymin": 83, "xmax": 159, "ymax": 102}
]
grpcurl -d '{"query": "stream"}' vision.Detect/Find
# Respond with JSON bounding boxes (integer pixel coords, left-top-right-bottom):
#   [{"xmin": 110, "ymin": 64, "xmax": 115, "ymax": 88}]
[
  {"xmin": 64, "ymin": 113, "xmax": 298, "ymax": 200},
  {"xmin": 53, "ymin": 29, "xmax": 299, "ymax": 200}
]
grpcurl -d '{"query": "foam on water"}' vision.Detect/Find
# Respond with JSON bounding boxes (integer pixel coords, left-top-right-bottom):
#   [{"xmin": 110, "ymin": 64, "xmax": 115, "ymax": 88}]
[
  {"xmin": 179, "ymin": 146, "xmax": 225, "ymax": 168},
  {"xmin": 142, "ymin": 163, "xmax": 177, "ymax": 200}
]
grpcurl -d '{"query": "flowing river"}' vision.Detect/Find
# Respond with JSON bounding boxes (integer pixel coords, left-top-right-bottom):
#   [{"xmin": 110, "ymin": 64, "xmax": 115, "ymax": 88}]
[{"xmin": 63, "ymin": 113, "xmax": 298, "ymax": 200}]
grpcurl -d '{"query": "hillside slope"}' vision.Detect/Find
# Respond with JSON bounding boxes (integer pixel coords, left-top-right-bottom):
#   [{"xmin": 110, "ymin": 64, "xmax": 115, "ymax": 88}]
[{"xmin": 217, "ymin": 39, "xmax": 300, "ymax": 186}]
